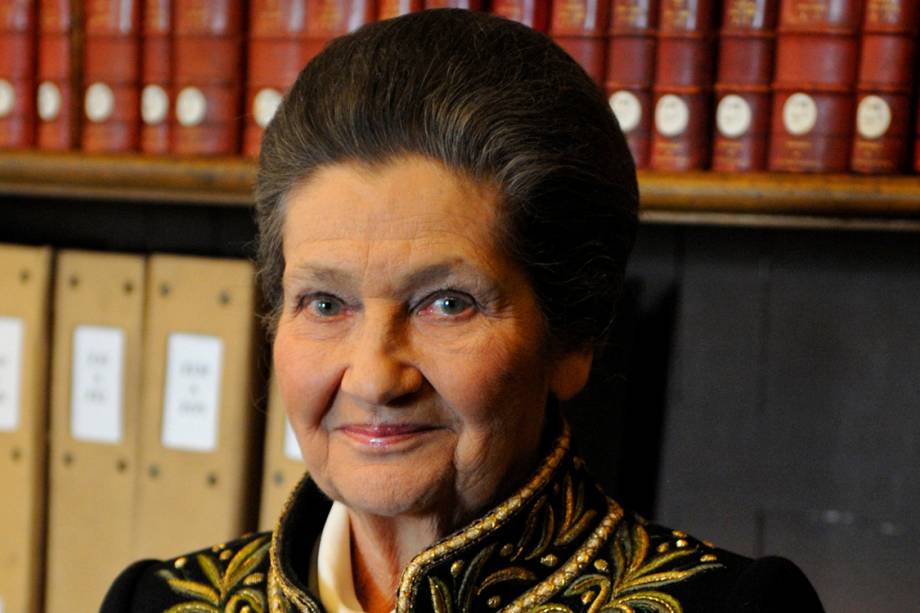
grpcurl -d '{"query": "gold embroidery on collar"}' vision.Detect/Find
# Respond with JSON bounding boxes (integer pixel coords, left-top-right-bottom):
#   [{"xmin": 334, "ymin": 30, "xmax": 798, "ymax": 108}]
[
  {"xmin": 527, "ymin": 520, "xmax": 723, "ymax": 613},
  {"xmin": 158, "ymin": 535, "xmax": 271, "ymax": 612},
  {"xmin": 396, "ymin": 425, "xmax": 573, "ymax": 611},
  {"xmin": 268, "ymin": 474, "xmax": 322, "ymax": 613}
]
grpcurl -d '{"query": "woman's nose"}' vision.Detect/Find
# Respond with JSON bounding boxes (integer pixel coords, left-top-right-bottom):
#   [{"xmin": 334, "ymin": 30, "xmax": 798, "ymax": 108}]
[{"xmin": 339, "ymin": 311, "xmax": 423, "ymax": 407}]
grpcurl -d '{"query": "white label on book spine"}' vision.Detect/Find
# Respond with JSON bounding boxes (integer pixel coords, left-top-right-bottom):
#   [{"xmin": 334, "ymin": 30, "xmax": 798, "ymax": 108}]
[
  {"xmin": 71, "ymin": 325, "xmax": 125, "ymax": 444},
  {"xmin": 176, "ymin": 87, "xmax": 207, "ymax": 127},
  {"xmin": 38, "ymin": 81, "xmax": 62, "ymax": 121},
  {"xmin": 783, "ymin": 93, "xmax": 817, "ymax": 136},
  {"xmin": 254, "ymin": 88, "xmax": 283, "ymax": 129},
  {"xmin": 609, "ymin": 90, "xmax": 641, "ymax": 133},
  {"xmin": 0, "ymin": 79, "xmax": 14, "ymax": 118},
  {"xmin": 0, "ymin": 317, "xmax": 24, "ymax": 432},
  {"xmin": 142, "ymin": 84, "xmax": 169, "ymax": 125},
  {"xmin": 85, "ymin": 82, "xmax": 115, "ymax": 123},
  {"xmin": 716, "ymin": 94, "xmax": 752, "ymax": 138},
  {"xmin": 655, "ymin": 94, "xmax": 689, "ymax": 137},
  {"xmin": 161, "ymin": 333, "xmax": 223, "ymax": 452},
  {"xmin": 283, "ymin": 417, "xmax": 302, "ymax": 461},
  {"xmin": 856, "ymin": 95, "xmax": 891, "ymax": 140}
]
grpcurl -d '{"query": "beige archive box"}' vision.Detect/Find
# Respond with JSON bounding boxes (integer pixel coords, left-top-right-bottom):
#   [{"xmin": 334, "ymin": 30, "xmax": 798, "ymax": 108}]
[
  {"xmin": 0, "ymin": 245, "xmax": 52, "ymax": 613},
  {"xmin": 133, "ymin": 254, "xmax": 263, "ymax": 560},
  {"xmin": 44, "ymin": 252, "xmax": 146, "ymax": 613},
  {"xmin": 258, "ymin": 375, "xmax": 307, "ymax": 531}
]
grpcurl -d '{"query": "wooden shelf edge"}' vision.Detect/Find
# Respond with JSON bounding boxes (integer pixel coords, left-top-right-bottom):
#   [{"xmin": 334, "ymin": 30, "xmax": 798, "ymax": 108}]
[
  {"xmin": 3, "ymin": 152, "xmax": 920, "ymax": 223},
  {"xmin": 0, "ymin": 151, "xmax": 256, "ymax": 206},
  {"xmin": 638, "ymin": 171, "xmax": 920, "ymax": 216}
]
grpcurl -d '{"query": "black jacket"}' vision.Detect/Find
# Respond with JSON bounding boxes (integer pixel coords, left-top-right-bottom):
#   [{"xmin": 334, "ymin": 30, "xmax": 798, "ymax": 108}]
[{"xmin": 102, "ymin": 425, "xmax": 824, "ymax": 612}]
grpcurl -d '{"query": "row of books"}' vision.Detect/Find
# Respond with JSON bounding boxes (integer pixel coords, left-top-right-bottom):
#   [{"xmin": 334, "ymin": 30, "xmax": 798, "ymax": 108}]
[
  {"xmin": 0, "ymin": 0, "xmax": 917, "ymax": 175},
  {"xmin": 0, "ymin": 245, "xmax": 302, "ymax": 613}
]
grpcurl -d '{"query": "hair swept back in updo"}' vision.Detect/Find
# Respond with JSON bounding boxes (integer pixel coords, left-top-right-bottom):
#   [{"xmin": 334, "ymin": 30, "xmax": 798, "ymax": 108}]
[{"xmin": 255, "ymin": 8, "xmax": 638, "ymax": 356}]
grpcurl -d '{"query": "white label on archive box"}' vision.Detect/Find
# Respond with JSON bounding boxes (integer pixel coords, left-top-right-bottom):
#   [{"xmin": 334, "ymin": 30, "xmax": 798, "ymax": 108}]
[
  {"xmin": 70, "ymin": 325, "xmax": 125, "ymax": 443},
  {"xmin": 161, "ymin": 333, "xmax": 223, "ymax": 452},
  {"xmin": 0, "ymin": 317, "xmax": 24, "ymax": 432},
  {"xmin": 284, "ymin": 417, "xmax": 302, "ymax": 461}
]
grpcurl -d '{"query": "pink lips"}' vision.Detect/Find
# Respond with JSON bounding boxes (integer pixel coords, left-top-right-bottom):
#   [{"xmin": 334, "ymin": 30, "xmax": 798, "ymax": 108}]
[{"xmin": 339, "ymin": 424, "xmax": 436, "ymax": 447}]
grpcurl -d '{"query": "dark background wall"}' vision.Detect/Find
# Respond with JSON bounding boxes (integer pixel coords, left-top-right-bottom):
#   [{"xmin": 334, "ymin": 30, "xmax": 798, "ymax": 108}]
[{"xmin": 3, "ymin": 196, "xmax": 919, "ymax": 610}]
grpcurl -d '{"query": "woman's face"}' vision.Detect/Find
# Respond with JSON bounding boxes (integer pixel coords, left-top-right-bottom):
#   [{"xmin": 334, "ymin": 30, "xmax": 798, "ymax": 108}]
[{"xmin": 274, "ymin": 156, "xmax": 590, "ymax": 525}]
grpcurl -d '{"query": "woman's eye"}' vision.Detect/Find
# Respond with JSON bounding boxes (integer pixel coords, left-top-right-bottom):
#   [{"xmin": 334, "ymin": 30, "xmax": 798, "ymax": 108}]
[
  {"xmin": 304, "ymin": 295, "xmax": 345, "ymax": 318},
  {"xmin": 420, "ymin": 293, "xmax": 475, "ymax": 318}
]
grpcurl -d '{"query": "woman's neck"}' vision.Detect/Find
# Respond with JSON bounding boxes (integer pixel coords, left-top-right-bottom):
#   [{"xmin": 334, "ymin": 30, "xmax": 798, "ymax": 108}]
[{"xmin": 347, "ymin": 510, "xmax": 447, "ymax": 613}]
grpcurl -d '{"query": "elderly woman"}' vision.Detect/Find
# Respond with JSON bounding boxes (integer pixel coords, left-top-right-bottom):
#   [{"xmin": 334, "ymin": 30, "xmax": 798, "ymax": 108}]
[{"xmin": 104, "ymin": 9, "xmax": 823, "ymax": 613}]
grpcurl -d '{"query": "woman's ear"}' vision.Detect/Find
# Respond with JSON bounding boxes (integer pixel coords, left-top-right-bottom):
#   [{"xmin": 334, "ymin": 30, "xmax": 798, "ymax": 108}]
[{"xmin": 549, "ymin": 349, "xmax": 594, "ymax": 401}]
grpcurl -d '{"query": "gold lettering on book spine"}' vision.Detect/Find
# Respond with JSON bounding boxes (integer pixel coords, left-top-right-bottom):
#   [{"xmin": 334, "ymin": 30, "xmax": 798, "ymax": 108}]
[
  {"xmin": 728, "ymin": 0, "xmax": 759, "ymax": 27},
  {"xmin": 867, "ymin": 0, "xmax": 901, "ymax": 25}
]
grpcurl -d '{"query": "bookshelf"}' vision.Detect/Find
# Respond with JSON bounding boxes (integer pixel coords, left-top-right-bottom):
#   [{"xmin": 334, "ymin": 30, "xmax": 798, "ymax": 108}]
[{"xmin": 2, "ymin": 150, "xmax": 920, "ymax": 231}]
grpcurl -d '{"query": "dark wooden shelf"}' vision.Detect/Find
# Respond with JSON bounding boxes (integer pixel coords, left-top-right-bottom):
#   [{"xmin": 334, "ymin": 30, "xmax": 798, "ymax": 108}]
[{"xmin": 3, "ymin": 151, "xmax": 920, "ymax": 229}]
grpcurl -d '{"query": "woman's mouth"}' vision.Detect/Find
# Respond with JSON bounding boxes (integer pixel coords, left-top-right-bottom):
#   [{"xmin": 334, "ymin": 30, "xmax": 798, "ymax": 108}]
[{"xmin": 337, "ymin": 424, "xmax": 439, "ymax": 447}]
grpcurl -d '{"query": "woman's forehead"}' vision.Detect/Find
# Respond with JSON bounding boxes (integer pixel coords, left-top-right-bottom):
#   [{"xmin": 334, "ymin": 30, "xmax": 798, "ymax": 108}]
[{"xmin": 280, "ymin": 156, "xmax": 509, "ymax": 283}]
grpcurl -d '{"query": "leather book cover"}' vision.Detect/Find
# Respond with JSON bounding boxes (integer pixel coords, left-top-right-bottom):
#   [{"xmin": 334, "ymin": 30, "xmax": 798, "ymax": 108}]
[
  {"xmin": 82, "ymin": 0, "xmax": 141, "ymax": 152},
  {"xmin": 36, "ymin": 0, "xmax": 80, "ymax": 150},
  {"xmin": 713, "ymin": 0, "xmax": 779, "ymax": 172},
  {"xmin": 133, "ymin": 255, "xmax": 261, "ymax": 560},
  {"xmin": 550, "ymin": 0, "xmax": 610, "ymax": 85},
  {"xmin": 45, "ymin": 251, "xmax": 146, "ymax": 613},
  {"xmin": 769, "ymin": 0, "xmax": 862, "ymax": 172},
  {"xmin": 425, "ymin": 0, "xmax": 483, "ymax": 8},
  {"xmin": 245, "ymin": 0, "xmax": 310, "ymax": 157},
  {"xmin": 0, "ymin": 0, "xmax": 35, "ymax": 148},
  {"xmin": 141, "ymin": 0, "xmax": 171, "ymax": 154},
  {"xmin": 651, "ymin": 0, "xmax": 717, "ymax": 171},
  {"xmin": 379, "ymin": 0, "xmax": 423, "ymax": 19},
  {"xmin": 851, "ymin": 0, "xmax": 918, "ymax": 173},
  {"xmin": 171, "ymin": 0, "xmax": 244, "ymax": 155},
  {"xmin": 491, "ymin": 0, "xmax": 549, "ymax": 31},
  {"xmin": 303, "ymin": 0, "xmax": 375, "ymax": 60},
  {"xmin": 0, "ymin": 245, "xmax": 52, "ymax": 613},
  {"xmin": 606, "ymin": 0, "xmax": 657, "ymax": 168}
]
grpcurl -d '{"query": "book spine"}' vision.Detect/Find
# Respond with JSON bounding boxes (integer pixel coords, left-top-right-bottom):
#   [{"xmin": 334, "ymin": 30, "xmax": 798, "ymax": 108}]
[
  {"xmin": 244, "ymin": 0, "xmax": 310, "ymax": 157},
  {"xmin": 303, "ymin": 0, "xmax": 375, "ymax": 63},
  {"xmin": 171, "ymin": 0, "xmax": 244, "ymax": 155},
  {"xmin": 0, "ymin": 0, "xmax": 36, "ymax": 148},
  {"xmin": 141, "ymin": 0, "xmax": 171, "ymax": 154},
  {"xmin": 606, "ymin": 0, "xmax": 657, "ymax": 168},
  {"xmin": 769, "ymin": 0, "xmax": 862, "ymax": 172},
  {"xmin": 851, "ymin": 0, "xmax": 918, "ymax": 173},
  {"xmin": 82, "ymin": 0, "xmax": 141, "ymax": 152},
  {"xmin": 491, "ymin": 0, "xmax": 550, "ymax": 32},
  {"xmin": 651, "ymin": 0, "xmax": 718, "ymax": 171},
  {"xmin": 550, "ymin": 0, "xmax": 610, "ymax": 86},
  {"xmin": 379, "ymin": 0, "xmax": 423, "ymax": 19},
  {"xmin": 424, "ymin": 0, "xmax": 483, "ymax": 8},
  {"xmin": 36, "ymin": 0, "xmax": 79, "ymax": 150},
  {"xmin": 713, "ymin": 0, "xmax": 778, "ymax": 172}
]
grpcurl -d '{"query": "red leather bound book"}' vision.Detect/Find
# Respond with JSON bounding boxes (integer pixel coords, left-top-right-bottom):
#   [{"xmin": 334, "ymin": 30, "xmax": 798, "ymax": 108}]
[
  {"xmin": 82, "ymin": 0, "xmax": 141, "ymax": 152},
  {"xmin": 141, "ymin": 0, "xmax": 171, "ymax": 154},
  {"xmin": 712, "ymin": 0, "xmax": 778, "ymax": 172},
  {"xmin": 303, "ymin": 1, "xmax": 375, "ymax": 64},
  {"xmin": 850, "ymin": 1, "xmax": 918, "ymax": 173},
  {"xmin": 0, "ymin": 0, "xmax": 35, "ymax": 148},
  {"xmin": 245, "ymin": 0, "xmax": 312, "ymax": 157},
  {"xmin": 171, "ymin": 0, "xmax": 244, "ymax": 155},
  {"xmin": 171, "ymin": 0, "xmax": 245, "ymax": 155},
  {"xmin": 605, "ymin": 0, "xmax": 656, "ymax": 168},
  {"xmin": 550, "ymin": 0, "xmax": 610, "ymax": 85},
  {"xmin": 650, "ymin": 0, "xmax": 717, "ymax": 171},
  {"xmin": 491, "ymin": 0, "xmax": 549, "ymax": 31},
  {"xmin": 379, "ymin": 0, "xmax": 423, "ymax": 19},
  {"xmin": 424, "ymin": 1, "xmax": 483, "ymax": 8},
  {"xmin": 36, "ymin": 0, "xmax": 78, "ymax": 150},
  {"xmin": 769, "ymin": 0, "xmax": 862, "ymax": 172}
]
